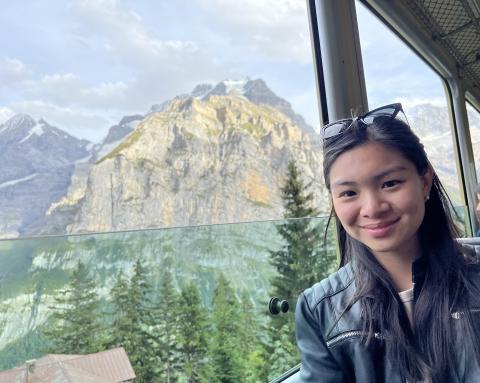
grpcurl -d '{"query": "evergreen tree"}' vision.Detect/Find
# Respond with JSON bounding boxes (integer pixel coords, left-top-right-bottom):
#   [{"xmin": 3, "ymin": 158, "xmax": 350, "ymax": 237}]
[
  {"xmin": 270, "ymin": 160, "xmax": 335, "ymax": 329},
  {"xmin": 177, "ymin": 282, "xmax": 209, "ymax": 382},
  {"xmin": 106, "ymin": 259, "xmax": 155, "ymax": 382},
  {"xmin": 155, "ymin": 268, "xmax": 182, "ymax": 383},
  {"xmin": 105, "ymin": 270, "xmax": 131, "ymax": 349},
  {"xmin": 267, "ymin": 160, "xmax": 337, "ymax": 379},
  {"xmin": 127, "ymin": 258, "xmax": 155, "ymax": 382},
  {"xmin": 267, "ymin": 324, "xmax": 299, "ymax": 381},
  {"xmin": 238, "ymin": 290, "xmax": 266, "ymax": 383},
  {"xmin": 0, "ymin": 303, "xmax": 6, "ymax": 336},
  {"xmin": 44, "ymin": 261, "xmax": 102, "ymax": 354},
  {"xmin": 208, "ymin": 274, "xmax": 245, "ymax": 383}
]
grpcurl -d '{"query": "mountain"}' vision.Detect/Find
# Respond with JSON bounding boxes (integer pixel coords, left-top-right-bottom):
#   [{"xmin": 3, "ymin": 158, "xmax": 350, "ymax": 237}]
[
  {"xmin": 39, "ymin": 115, "xmax": 144, "ymax": 235},
  {"xmin": 149, "ymin": 78, "xmax": 316, "ymax": 135},
  {"xmin": 407, "ymin": 103, "xmax": 477, "ymax": 205},
  {"xmin": 91, "ymin": 114, "xmax": 144, "ymax": 161},
  {"xmin": 45, "ymin": 93, "xmax": 326, "ymax": 234},
  {"xmin": 0, "ymin": 78, "xmax": 322, "ymax": 238},
  {"xmin": 0, "ymin": 115, "xmax": 92, "ymax": 238}
]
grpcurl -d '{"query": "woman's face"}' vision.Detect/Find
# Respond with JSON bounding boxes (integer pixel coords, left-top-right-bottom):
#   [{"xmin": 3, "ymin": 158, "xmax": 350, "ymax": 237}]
[{"xmin": 329, "ymin": 141, "xmax": 432, "ymax": 260}]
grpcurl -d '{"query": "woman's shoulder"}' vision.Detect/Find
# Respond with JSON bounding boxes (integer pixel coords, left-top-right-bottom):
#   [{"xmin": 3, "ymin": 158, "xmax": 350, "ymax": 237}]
[{"xmin": 302, "ymin": 263, "xmax": 355, "ymax": 310}]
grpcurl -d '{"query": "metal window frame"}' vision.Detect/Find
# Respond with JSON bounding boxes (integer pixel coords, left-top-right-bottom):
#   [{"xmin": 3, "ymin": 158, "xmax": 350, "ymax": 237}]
[
  {"xmin": 307, "ymin": 0, "xmax": 479, "ymax": 236},
  {"xmin": 360, "ymin": 0, "xmax": 478, "ymax": 235}
]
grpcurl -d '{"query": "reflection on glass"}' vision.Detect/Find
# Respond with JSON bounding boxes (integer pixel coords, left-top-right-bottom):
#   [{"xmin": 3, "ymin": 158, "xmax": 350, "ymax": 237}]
[
  {"xmin": 466, "ymin": 103, "xmax": 480, "ymax": 180},
  {"xmin": 0, "ymin": 217, "xmax": 338, "ymax": 381},
  {"xmin": 356, "ymin": 2, "xmax": 464, "ymax": 211},
  {"xmin": 0, "ymin": 1, "xmax": 323, "ymax": 239}
]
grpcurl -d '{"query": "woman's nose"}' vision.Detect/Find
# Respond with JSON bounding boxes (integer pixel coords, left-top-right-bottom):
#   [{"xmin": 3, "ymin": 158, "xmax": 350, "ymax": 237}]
[{"xmin": 360, "ymin": 192, "xmax": 389, "ymax": 217}]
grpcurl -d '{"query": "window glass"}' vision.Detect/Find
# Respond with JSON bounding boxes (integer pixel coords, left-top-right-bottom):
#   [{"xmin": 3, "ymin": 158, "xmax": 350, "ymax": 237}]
[
  {"xmin": 466, "ymin": 102, "xmax": 480, "ymax": 180},
  {"xmin": 356, "ymin": 2, "xmax": 467, "ymax": 232},
  {"xmin": 0, "ymin": 2, "xmax": 337, "ymax": 381},
  {"xmin": 0, "ymin": 218, "xmax": 338, "ymax": 380},
  {"xmin": 0, "ymin": 1, "xmax": 325, "ymax": 239}
]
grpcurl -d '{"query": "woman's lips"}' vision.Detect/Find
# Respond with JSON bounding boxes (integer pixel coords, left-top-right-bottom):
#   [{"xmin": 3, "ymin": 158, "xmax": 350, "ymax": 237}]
[{"xmin": 361, "ymin": 218, "xmax": 400, "ymax": 238}]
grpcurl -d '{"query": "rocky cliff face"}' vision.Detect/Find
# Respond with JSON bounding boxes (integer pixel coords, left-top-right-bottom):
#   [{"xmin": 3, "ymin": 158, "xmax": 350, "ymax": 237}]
[{"xmin": 47, "ymin": 94, "xmax": 325, "ymax": 234}]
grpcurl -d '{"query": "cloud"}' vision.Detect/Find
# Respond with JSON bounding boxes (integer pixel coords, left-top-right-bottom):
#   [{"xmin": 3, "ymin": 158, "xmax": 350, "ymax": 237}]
[
  {"xmin": 0, "ymin": 58, "xmax": 31, "ymax": 86},
  {"xmin": 66, "ymin": 0, "xmax": 225, "ymax": 109},
  {"xmin": 356, "ymin": 3, "xmax": 447, "ymax": 110},
  {"xmin": 19, "ymin": 70, "xmax": 130, "ymax": 110},
  {"xmin": 24, "ymin": 73, "xmax": 82, "ymax": 105},
  {"xmin": 193, "ymin": 0, "xmax": 312, "ymax": 63},
  {"xmin": 71, "ymin": 0, "xmax": 199, "ymax": 64},
  {"xmin": 81, "ymin": 81, "xmax": 128, "ymax": 102}
]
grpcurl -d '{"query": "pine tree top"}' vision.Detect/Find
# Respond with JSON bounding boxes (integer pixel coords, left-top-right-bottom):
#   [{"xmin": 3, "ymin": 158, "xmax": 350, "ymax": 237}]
[{"xmin": 281, "ymin": 160, "xmax": 319, "ymax": 219}]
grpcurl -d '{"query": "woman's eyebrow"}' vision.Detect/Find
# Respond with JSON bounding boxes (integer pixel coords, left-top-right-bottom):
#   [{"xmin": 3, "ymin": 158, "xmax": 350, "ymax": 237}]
[
  {"xmin": 331, "ymin": 166, "xmax": 408, "ymax": 188},
  {"xmin": 372, "ymin": 166, "xmax": 408, "ymax": 181}
]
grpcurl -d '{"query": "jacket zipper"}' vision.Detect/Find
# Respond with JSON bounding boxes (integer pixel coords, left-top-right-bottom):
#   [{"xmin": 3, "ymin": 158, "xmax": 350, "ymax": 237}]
[
  {"xmin": 326, "ymin": 309, "xmax": 480, "ymax": 380},
  {"xmin": 328, "ymin": 331, "xmax": 412, "ymax": 381},
  {"xmin": 326, "ymin": 309, "xmax": 480, "ymax": 344},
  {"xmin": 326, "ymin": 330, "xmax": 382, "ymax": 348},
  {"xmin": 451, "ymin": 308, "xmax": 480, "ymax": 319}
]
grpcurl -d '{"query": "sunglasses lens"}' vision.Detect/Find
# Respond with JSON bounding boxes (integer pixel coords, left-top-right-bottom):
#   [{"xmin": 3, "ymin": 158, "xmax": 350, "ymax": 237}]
[
  {"xmin": 322, "ymin": 120, "xmax": 352, "ymax": 139},
  {"xmin": 362, "ymin": 105, "xmax": 398, "ymax": 124},
  {"xmin": 320, "ymin": 104, "xmax": 403, "ymax": 140}
]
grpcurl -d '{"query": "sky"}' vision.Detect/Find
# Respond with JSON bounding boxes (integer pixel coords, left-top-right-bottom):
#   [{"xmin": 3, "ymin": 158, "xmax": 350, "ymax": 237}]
[{"xmin": 0, "ymin": 0, "xmax": 448, "ymax": 143}]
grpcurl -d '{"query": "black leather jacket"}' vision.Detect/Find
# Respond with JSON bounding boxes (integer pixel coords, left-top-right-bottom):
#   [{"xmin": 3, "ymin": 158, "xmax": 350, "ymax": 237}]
[{"xmin": 295, "ymin": 260, "xmax": 480, "ymax": 382}]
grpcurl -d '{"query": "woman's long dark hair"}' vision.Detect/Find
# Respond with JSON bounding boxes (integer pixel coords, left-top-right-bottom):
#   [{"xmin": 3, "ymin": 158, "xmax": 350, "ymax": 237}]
[{"xmin": 323, "ymin": 117, "xmax": 480, "ymax": 382}]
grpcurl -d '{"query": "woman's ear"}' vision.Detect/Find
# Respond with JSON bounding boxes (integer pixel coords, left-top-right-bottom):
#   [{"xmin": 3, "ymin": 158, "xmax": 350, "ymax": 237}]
[{"xmin": 422, "ymin": 164, "xmax": 434, "ymax": 201}]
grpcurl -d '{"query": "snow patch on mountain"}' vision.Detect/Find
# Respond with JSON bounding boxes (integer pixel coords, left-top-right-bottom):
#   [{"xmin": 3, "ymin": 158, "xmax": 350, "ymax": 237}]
[
  {"xmin": 0, "ymin": 173, "xmax": 37, "ymax": 190},
  {"xmin": 18, "ymin": 124, "xmax": 45, "ymax": 143},
  {"xmin": 223, "ymin": 79, "xmax": 248, "ymax": 95},
  {"xmin": 0, "ymin": 114, "xmax": 34, "ymax": 134}
]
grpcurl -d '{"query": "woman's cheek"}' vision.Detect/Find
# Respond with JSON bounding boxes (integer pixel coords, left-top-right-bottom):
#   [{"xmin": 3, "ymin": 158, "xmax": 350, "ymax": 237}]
[{"xmin": 333, "ymin": 202, "xmax": 356, "ymax": 226}]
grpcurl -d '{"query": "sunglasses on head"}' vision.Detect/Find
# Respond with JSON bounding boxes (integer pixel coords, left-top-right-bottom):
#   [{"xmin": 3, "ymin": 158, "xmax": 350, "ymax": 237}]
[{"xmin": 320, "ymin": 103, "xmax": 404, "ymax": 139}]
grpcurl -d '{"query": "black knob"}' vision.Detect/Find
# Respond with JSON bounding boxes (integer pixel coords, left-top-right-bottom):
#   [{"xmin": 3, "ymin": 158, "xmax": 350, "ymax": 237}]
[{"xmin": 268, "ymin": 297, "xmax": 289, "ymax": 315}]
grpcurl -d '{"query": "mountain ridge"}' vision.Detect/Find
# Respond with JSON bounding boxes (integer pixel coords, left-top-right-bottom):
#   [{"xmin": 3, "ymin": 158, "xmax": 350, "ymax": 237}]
[{"xmin": 45, "ymin": 92, "xmax": 325, "ymax": 235}]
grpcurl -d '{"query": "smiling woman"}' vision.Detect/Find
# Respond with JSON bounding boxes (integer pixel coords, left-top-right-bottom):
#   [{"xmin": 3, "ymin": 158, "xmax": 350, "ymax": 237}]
[
  {"xmin": 329, "ymin": 141, "xmax": 432, "ymax": 291},
  {"xmin": 295, "ymin": 103, "xmax": 480, "ymax": 382}
]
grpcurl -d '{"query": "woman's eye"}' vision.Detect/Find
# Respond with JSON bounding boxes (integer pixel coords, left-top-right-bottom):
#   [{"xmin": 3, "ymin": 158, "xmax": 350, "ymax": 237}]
[
  {"xmin": 338, "ymin": 190, "xmax": 356, "ymax": 198},
  {"xmin": 382, "ymin": 180, "xmax": 401, "ymax": 188}
]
